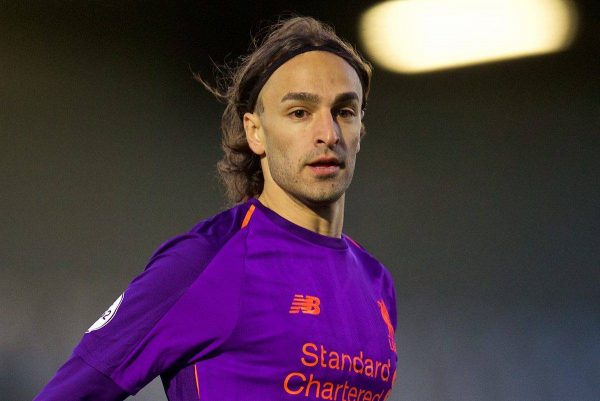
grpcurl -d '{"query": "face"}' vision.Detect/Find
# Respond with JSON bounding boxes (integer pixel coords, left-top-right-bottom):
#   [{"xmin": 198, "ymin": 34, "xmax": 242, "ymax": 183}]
[{"xmin": 244, "ymin": 51, "xmax": 364, "ymax": 207}]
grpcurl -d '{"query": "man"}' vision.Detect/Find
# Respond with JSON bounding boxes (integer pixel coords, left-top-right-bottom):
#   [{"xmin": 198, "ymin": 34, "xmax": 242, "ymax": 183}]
[{"xmin": 35, "ymin": 16, "xmax": 397, "ymax": 401}]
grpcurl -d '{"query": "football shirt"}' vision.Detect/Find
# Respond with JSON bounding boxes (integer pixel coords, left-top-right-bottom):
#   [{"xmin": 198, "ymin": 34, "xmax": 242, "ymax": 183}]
[{"xmin": 35, "ymin": 199, "xmax": 397, "ymax": 401}]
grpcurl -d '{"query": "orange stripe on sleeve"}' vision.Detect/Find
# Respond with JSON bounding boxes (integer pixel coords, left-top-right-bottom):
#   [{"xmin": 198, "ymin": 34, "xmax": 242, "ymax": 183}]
[
  {"xmin": 241, "ymin": 204, "xmax": 256, "ymax": 228},
  {"xmin": 194, "ymin": 363, "xmax": 200, "ymax": 400}
]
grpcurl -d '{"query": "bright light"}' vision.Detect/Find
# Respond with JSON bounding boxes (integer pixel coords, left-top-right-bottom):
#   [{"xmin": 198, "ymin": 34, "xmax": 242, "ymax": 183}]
[{"xmin": 360, "ymin": 0, "xmax": 578, "ymax": 74}]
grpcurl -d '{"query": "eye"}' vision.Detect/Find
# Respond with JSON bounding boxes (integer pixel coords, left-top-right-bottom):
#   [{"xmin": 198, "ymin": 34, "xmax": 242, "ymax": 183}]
[
  {"xmin": 335, "ymin": 108, "xmax": 357, "ymax": 119},
  {"xmin": 290, "ymin": 109, "xmax": 308, "ymax": 119}
]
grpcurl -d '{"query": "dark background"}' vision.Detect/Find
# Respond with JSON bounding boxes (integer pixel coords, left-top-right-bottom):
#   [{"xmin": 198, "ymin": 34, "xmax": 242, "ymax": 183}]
[{"xmin": 1, "ymin": 1, "xmax": 598, "ymax": 400}]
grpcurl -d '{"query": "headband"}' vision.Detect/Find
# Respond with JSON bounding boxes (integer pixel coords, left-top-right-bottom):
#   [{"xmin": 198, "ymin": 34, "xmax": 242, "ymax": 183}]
[{"xmin": 243, "ymin": 44, "xmax": 367, "ymax": 115}]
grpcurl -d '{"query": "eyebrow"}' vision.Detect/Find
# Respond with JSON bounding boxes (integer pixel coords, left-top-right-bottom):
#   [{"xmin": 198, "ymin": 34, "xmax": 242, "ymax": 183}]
[
  {"xmin": 280, "ymin": 91, "xmax": 360, "ymax": 105},
  {"xmin": 281, "ymin": 92, "xmax": 320, "ymax": 104},
  {"xmin": 333, "ymin": 92, "xmax": 360, "ymax": 105}
]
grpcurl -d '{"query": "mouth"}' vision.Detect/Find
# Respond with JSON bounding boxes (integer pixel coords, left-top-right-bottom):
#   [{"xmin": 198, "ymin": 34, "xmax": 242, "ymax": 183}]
[{"xmin": 307, "ymin": 156, "xmax": 343, "ymax": 176}]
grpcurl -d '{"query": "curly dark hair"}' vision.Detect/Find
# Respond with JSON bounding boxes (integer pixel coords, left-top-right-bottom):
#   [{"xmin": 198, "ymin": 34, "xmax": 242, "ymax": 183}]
[{"xmin": 197, "ymin": 16, "xmax": 373, "ymax": 204}]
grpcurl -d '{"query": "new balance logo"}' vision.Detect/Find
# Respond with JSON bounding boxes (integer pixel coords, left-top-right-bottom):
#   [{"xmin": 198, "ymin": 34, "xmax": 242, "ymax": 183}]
[{"xmin": 289, "ymin": 294, "xmax": 321, "ymax": 315}]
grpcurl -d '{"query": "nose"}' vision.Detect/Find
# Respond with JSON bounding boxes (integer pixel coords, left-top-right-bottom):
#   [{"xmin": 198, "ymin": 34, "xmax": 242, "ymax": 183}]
[{"xmin": 314, "ymin": 111, "xmax": 340, "ymax": 147}]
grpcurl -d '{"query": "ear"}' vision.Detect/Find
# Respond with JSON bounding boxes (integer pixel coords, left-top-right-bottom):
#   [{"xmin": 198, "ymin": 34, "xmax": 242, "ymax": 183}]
[{"xmin": 243, "ymin": 112, "xmax": 265, "ymax": 156}]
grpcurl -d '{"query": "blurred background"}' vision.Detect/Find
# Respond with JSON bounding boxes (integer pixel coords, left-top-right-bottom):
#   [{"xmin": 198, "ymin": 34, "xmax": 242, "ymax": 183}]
[{"xmin": 1, "ymin": 1, "xmax": 598, "ymax": 400}]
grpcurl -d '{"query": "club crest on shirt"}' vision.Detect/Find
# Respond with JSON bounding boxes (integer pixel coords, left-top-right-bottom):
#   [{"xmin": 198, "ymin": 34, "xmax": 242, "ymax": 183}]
[
  {"xmin": 377, "ymin": 300, "xmax": 397, "ymax": 352},
  {"xmin": 86, "ymin": 292, "xmax": 124, "ymax": 333}
]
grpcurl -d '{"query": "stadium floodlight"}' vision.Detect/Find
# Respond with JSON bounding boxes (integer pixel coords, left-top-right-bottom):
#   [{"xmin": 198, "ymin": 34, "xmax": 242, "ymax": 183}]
[{"xmin": 360, "ymin": 0, "xmax": 578, "ymax": 74}]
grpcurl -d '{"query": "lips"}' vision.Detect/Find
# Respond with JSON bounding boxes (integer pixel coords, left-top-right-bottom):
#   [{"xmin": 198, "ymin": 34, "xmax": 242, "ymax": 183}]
[
  {"xmin": 307, "ymin": 156, "xmax": 343, "ymax": 176},
  {"xmin": 307, "ymin": 156, "xmax": 342, "ymax": 168}
]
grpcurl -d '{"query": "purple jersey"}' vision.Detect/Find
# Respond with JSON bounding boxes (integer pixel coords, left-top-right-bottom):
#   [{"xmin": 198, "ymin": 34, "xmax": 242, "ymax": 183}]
[{"xmin": 35, "ymin": 199, "xmax": 398, "ymax": 400}]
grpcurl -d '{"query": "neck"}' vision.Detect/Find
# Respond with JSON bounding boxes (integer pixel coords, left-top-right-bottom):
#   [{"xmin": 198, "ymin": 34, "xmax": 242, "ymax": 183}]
[{"xmin": 257, "ymin": 188, "xmax": 345, "ymax": 238}]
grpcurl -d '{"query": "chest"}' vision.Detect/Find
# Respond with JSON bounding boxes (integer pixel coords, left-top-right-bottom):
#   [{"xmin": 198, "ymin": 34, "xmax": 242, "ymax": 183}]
[{"xmin": 220, "ymin": 247, "xmax": 397, "ymax": 393}]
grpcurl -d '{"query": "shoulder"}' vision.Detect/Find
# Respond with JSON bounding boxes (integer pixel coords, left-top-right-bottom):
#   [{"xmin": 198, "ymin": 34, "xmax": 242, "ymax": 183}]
[
  {"xmin": 344, "ymin": 234, "xmax": 392, "ymax": 277},
  {"xmin": 344, "ymin": 234, "xmax": 397, "ymax": 311},
  {"xmin": 117, "ymin": 201, "xmax": 254, "ymax": 325},
  {"xmin": 146, "ymin": 201, "xmax": 252, "ymax": 272},
  {"xmin": 76, "ymin": 202, "xmax": 254, "ymax": 373}
]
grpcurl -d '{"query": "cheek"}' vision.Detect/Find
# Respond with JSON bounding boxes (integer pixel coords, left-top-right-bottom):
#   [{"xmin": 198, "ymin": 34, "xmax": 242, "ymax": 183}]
[
  {"xmin": 265, "ymin": 132, "xmax": 288, "ymax": 159},
  {"xmin": 264, "ymin": 134, "xmax": 300, "ymax": 175},
  {"xmin": 265, "ymin": 124, "xmax": 306, "ymax": 163},
  {"xmin": 346, "ymin": 127, "xmax": 362, "ymax": 153}
]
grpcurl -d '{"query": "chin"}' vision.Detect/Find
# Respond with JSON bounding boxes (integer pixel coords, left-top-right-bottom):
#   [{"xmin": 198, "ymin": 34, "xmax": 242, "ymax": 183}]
[{"xmin": 298, "ymin": 186, "xmax": 347, "ymax": 208}]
